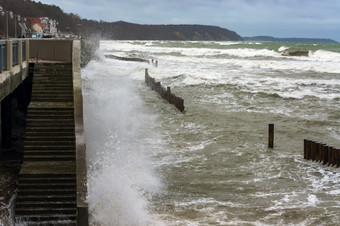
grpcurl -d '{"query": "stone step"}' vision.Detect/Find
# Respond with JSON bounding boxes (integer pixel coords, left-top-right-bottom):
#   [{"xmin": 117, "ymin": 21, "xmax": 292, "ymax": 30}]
[
  {"xmin": 34, "ymin": 67, "xmax": 72, "ymax": 71},
  {"xmin": 24, "ymin": 145, "xmax": 75, "ymax": 151},
  {"xmin": 16, "ymin": 208, "xmax": 76, "ymax": 216},
  {"xmin": 34, "ymin": 72, "xmax": 72, "ymax": 75},
  {"xmin": 33, "ymin": 79, "xmax": 72, "ymax": 82},
  {"xmin": 30, "ymin": 98, "xmax": 74, "ymax": 103},
  {"xmin": 18, "ymin": 188, "xmax": 76, "ymax": 196},
  {"xmin": 34, "ymin": 63, "xmax": 72, "ymax": 67},
  {"xmin": 26, "ymin": 118, "xmax": 74, "ymax": 123},
  {"xmin": 25, "ymin": 130, "xmax": 75, "ymax": 136},
  {"xmin": 32, "ymin": 91, "xmax": 74, "ymax": 96},
  {"xmin": 26, "ymin": 122, "xmax": 75, "ymax": 127},
  {"xmin": 31, "ymin": 93, "xmax": 73, "ymax": 97},
  {"xmin": 32, "ymin": 84, "xmax": 73, "ymax": 88},
  {"xmin": 16, "ymin": 198, "xmax": 75, "ymax": 204},
  {"xmin": 33, "ymin": 75, "xmax": 72, "ymax": 79},
  {"xmin": 33, "ymin": 68, "xmax": 72, "ymax": 72},
  {"xmin": 31, "ymin": 92, "xmax": 73, "ymax": 96},
  {"xmin": 24, "ymin": 141, "xmax": 75, "ymax": 146},
  {"xmin": 26, "ymin": 122, "xmax": 75, "ymax": 126},
  {"xmin": 32, "ymin": 86, "xmax": 73, "ymax": 89},
  {"xmin": 24, "ymin": 156, "xmax": 75, "ymax": 161},
  {"xmin": 33, "ymin": 82, "xmax": 73, "ymax": 87},
  {"xmin": 19, "ymin": 176, "xmax": 75, "ymax": 184},
  {"xmin": 28, "ymin": 106, "xmax": 74, "ymax": 110},
  {"xmin": 18, "ymin": 183, "xmax": 76, "ymax": 190},
  {"xmin": 15, "ymin": 195, "xmax": 76, "ymax": 203},
  {"xmin": 27, "ymin": 114, "xmax": 74, "ymax": 120},
  {"xmin": 26, "ymin": 131, "xmax": 75, "ymax": 136},
  {"xmin": 31, "ymin": 96, "xmax": 74, "ymax": 100},
  {"xmin": 25, "ymin": 136, "xmax": 75, "ymax": 141},
  {"xmin": 16, "ymin": 216, "xmax": 76, "ymax": 224},
  {"xmin": 27, "ymin": 109, "xmax": 74, "ymax": 114},
  {"xmin": 27, "ymin": 113, "xmax": 74, "ymax": 117},
  {"xmin": 24, "ymin": 150, "xmax": 74, "ymax": 154}
]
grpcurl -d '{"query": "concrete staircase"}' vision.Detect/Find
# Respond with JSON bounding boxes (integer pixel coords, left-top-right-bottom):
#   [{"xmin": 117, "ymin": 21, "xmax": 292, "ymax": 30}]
[{"xmin": 15, "ymin": 63, "xmax": 77, "ymax": 225}]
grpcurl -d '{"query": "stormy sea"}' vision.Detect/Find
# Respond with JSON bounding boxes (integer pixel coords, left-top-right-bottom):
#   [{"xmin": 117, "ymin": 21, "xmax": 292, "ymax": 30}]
[
  {"xmin": 2, "ymin": 40, "xmax": 339, "ymax": 225},
  {"xmin": 82, "ymin": 40, "xmax": 340, "ymax": 225}
]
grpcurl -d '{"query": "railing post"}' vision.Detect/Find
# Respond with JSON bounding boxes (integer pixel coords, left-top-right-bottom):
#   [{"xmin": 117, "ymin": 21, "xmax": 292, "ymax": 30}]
[
  {"xmin": 6, "ymin": 40, "xmax": 12, "ymax": 72},
  {"xmin": 12, "ymin": 40, "xmax": 18, "ymax": 66},
  {"xmin": 18, "ymin": 40, "xmax": 23, "ymax": 65},
  {"xmin": 25, "ymin": 39, "xmax": 29, "ymax": 61}
]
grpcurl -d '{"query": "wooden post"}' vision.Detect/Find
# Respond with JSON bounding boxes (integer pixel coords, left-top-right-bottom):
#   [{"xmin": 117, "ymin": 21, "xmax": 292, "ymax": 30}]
[
  {"xmin": 316, "ymin": 142, "xmax": 322, "ymax": 162},
  {"xmin": 311, "ymin": 141, "xmax": 316, "ymax": 161},
  {"xmin": 303, "ymin": 139, "xmax": 308, "ymax": 159},
  {"xmin": 331, "ymin": 147, "xmax": 336, "ymax": 167},
  {"xmin": 322, "ymin": 144, "xmax": 328, "ymax": 165},
  {"xmin": 319, "ymin": 143, "xmax": 324, "ymax": 163},
  {"xmin": 315, "ymin": 142, "xmax": 319, "ymax": 162},
  {"xmin": 328, "ymin": 147, "xmax": 333, "ymax": 166},
  {"xmin": 336, "ymin": 148, "xmax": 340, "ymax": 168},
  {"xmin": 306, "ymin": 140, "xmax": 312, "ymax": 160},
  {"xmin": 268, "ymin": 124, "xmax": 274, "ymax": 148}
]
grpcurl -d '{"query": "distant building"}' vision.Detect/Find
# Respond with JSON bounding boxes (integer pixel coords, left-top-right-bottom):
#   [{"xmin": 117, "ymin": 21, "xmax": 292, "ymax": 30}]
[{"xmin": 27, "ymin": 17, "xmax": 58, "ymax": 38}]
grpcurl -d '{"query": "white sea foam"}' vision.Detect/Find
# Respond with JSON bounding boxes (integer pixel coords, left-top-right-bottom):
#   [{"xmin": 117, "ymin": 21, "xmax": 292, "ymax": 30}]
[
  {"xmin": 84, "ymin": 40, "xmax": 340, "ymax": 225},
  {"xmin": 278, "ymin": 46, "xmax": 290, "ymax": 52},
  {"xmin": 82, "ymin": 53, "xmax": 164, "ymax": 225}
]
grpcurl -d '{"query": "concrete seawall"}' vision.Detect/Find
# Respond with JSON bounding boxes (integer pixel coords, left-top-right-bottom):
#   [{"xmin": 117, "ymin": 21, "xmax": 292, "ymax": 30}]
[{"xmin": 0, "ymin": 38, "xmax": 98, "ymax": 225}]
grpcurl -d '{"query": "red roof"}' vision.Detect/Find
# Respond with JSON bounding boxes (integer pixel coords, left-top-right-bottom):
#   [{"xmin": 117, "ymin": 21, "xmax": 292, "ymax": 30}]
[{"xmin": 27, "ymin": 17, "xmax": 44, "ymax": 28}]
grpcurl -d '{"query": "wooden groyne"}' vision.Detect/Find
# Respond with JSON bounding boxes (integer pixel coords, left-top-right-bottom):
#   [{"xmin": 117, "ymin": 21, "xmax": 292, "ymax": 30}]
[
  {"xmin": 304, "ymin": 139, "xmax": 340, "ymax": 167},
  {"xmin": 145, "ymin": 69, "xmax": 184, "ymax": 112},
  {"xmin": 105, "ymin": 54, "xmax": 158, "ymax": 67},
  {"xmin": 105, "ymin": 54, "xmax": 149, "ymax": 63}
]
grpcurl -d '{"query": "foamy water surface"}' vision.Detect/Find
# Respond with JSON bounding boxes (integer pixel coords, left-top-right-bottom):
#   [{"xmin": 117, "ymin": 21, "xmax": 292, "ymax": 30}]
[{"xmin": 82, "ymin": 41, "xmax": 340, "ymax": 225}]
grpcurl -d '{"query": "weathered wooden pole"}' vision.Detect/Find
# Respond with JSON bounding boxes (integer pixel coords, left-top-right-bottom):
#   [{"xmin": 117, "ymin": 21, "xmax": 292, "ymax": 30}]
[
  {"xmin": 306, "ymin": 140, "xmax": 312, "ymax": 160},
  {"xmin": 303, "ymin": 139, "xmax": 308, "ymax": 159},
  {"xmin": 336, "ymin": 148, "xmax": 340, "ymax": 168},
  {"xmin": 268, "ymin": 124, "xmax": 274, "ymax": 148},
  {"xmin": 331, "ymin": 147, "xmax": 336, "ymax": 167},
  {"xmin": 322, "ymin": 144, "xmax": 329, "ymax": 165},
  {"xmin": 316, "ymin": 142, "xmax": 321, "ymax": 162},
  {"xmin": 328, "ymin": 147, "xmax": 333, "ymax": 166},
  {"xmin": 311, "ymin": 141, "xmax": 316, "ymax": 161}
]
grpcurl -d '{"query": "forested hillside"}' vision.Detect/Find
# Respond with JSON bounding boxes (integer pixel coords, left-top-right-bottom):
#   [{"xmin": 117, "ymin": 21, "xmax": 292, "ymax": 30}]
[{"xmin": 0, "ymin": 0, "xmax": 242, "ymax": 41}]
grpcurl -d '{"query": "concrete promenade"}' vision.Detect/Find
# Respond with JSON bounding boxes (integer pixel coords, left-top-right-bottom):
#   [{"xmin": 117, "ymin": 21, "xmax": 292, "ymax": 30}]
[{"xmin": 0, "ymin": 39, "xmax": 91, "ymax": 225}]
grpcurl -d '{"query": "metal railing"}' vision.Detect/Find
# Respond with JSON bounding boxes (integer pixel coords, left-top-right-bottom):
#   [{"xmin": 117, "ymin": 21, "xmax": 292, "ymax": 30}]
[
  {"xmin": 12, "ymin": 40, "xmax": 18, "ymax": 66},
  {"xmin": 22, "ymin": 40, "xmax": 26, "ymax": 61},
  {"xmin": 0, "ymin": 40, "xmax": 7, "ymax": 72}
]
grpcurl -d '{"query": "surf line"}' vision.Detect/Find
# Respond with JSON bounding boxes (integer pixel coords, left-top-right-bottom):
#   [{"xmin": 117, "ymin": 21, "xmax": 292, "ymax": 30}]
[{"xmin": 145, "ymin": 68, "xmax": 185, "ymax": 112}]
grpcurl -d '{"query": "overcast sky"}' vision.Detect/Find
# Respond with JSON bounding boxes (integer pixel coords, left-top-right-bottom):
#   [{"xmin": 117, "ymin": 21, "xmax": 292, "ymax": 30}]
[{"xmin": 36, "ymin": 0, "xmax": 340, "ymax": 41}]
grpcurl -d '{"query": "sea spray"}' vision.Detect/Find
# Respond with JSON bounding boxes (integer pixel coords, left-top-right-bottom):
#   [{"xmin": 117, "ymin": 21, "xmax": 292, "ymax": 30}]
[
  {"xmin": 83, "ymin": 41, "xmax": 340, "ymax": 225},
  {"xmin": 82, "ymin": 52, "xmax": 163, "ymax": 225}
]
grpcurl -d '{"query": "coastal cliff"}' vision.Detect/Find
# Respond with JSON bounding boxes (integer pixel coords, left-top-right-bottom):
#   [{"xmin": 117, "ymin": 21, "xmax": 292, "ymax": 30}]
[
  {"xmin": 101, "ymin": 21, "xmax": 243, "ymax": 41},
  {"xmin": 0, "ymin": 0, "xmax": 242, "ymax": 41}
]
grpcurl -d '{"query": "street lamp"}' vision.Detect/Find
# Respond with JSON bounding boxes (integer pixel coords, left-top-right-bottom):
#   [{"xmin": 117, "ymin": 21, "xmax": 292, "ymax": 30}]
[
  {"xmin": 14, "ymin": 14, "xmax": 22, "ymax": 38},
  {"xmin": 0, "ymin": 6, "xmax": 24, "ymax": 39},
  {"xmin": 0, "ymin": 6, "xmax": 14, "ymax": 39}
]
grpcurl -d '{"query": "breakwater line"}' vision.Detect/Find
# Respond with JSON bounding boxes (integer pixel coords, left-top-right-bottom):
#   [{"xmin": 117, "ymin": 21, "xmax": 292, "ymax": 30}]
[
  {"xmin": 304, "ymin": 139, "xmax": 340, "ymax": 167},
  {"xmin": 145, "ymin": 68, "xmax": 184, "ymax": 112}
]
